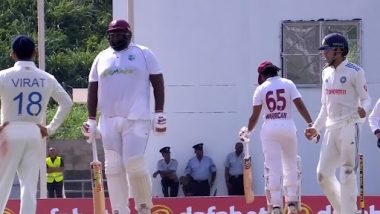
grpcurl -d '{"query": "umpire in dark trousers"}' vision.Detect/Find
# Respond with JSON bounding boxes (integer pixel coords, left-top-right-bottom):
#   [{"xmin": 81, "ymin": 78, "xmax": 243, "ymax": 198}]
[
  {"xmin": 184, "ymin": 143, "xmax": 217, "ymax": 196},
  {"xmin": 153, "ymin": 147, "xmax": 179, "ymax": 197},
  {"xmin": 224, "ymin": 142, "xmax": 244, "ymax": 195}
]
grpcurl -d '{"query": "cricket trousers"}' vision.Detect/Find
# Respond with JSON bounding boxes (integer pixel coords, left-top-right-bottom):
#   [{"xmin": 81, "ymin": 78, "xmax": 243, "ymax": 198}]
[
  {"xmin": 317, "ymin": 122, "xmax": 360, "ymax": 214},
  {"xmin": 260, "ymin": 119, "xmax": 299, "ymax": 207},
  {"xmin": 0, "ymin": 122, "xmax": 42, "ymax": 214}
]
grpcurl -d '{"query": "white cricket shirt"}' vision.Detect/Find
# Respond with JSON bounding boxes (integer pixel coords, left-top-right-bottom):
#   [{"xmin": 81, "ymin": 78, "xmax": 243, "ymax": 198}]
[
  {"xmin": 313, "ymin": 59, "xmax": 371, "ymax": 131},
  {"xmin": 0, "ymin": 61, "xmax": 73, "ymax": 135},
  {"xmin": 368, "ymin": 98, "xmax": 380, "ymax": 132},
  {"xmin": 89, "ymin": 43, "xmax": 161, "ymax": 119},
  {"xmin": 253, "ymin": 76, "xmax": 301, "ymax": 121}
]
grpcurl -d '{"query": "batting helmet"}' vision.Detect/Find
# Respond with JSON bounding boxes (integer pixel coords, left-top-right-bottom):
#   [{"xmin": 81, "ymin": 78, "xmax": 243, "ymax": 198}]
[
  {"xmin": 107, "ymin": 19, "xmax": 131, "ymax": 33},
  {"xmin": 319, "ymin": 33, "xmax": 349, "ymax": 56}
]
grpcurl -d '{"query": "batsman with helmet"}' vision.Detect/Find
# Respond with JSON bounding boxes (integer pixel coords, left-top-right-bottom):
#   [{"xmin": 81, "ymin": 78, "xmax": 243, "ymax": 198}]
[
  {"xmin": 305, "ymin": 33, "xmax": 371, "ymax": 213},
  {"xmin": 82, "ymin": 19, "xmax": 166, "ymax": 214},
  {"xmin": 240, "ymin": 61, "xmax": 313, "ymax": 214}
]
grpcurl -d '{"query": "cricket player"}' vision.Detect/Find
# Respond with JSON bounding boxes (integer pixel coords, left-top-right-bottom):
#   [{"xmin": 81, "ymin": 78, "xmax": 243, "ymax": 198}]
[
  {"xmin": 305, "ymin": 33, "xmax": 371, "ymax": 214},
  {"xmin": 240, "ymin": 61, "xmax": 313, "ymax": 214},
  {"xmin": 368, "ymin": 98, "xmax": 380, "ymax": 148},
  {"xmin": 0, "ymin": 35, "xmax": 73, "ymax": 214},
  {"xmin": 82, "ymin": 19, "xmax": 166, "ymax": 214}
]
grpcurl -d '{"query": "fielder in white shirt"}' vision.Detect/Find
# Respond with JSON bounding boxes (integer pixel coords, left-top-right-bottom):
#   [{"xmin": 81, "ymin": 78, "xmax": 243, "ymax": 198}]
[
  {"xmin": 305, "ymin": 33, "xmax": 371, "ymax": 214},
  {"xmin": 240, "ymin": 61, "xmax": 313, "ymax": 214},
  {"xmin": 0, "ymin": 35, "xmax": 73, "ymax": 214},
  {"xmin": 368, "ymin": 98, "xmax": 380, "ymax": 148},
  {"xmin": 82, "ymin": 19, "xmax": 166, "ymax": 214}
]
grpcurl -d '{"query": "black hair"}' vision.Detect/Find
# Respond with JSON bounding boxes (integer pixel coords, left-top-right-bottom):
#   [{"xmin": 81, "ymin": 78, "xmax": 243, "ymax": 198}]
[
  {"xmin": 12, "ymin": 35, "xmax": 35, "ymax": 60},
  {"xmin": 261, "ymin": 65, "xmax": 279, "ymax": 78}
]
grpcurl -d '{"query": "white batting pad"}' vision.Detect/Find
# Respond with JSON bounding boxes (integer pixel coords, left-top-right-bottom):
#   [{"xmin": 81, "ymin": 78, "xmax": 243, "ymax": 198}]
[{"xmin": 126, "ymin": 156, "xmax": 153, "ymax": 211}]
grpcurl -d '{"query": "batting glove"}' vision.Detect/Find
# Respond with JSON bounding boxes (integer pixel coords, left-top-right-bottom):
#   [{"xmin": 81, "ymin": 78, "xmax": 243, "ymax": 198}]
[
  {"xmin": 310, "ymin": 134, "xmax": 321, "ymax": 144},
  {"xmin": 239, "ymin": 126, "xmax": 250, "ymax": 143},
  {"xmin": 153, "ymin": 112, "xmax": 167, "ymax": 133},
  {"xmin": 81, "ymin": 119, "xmax": 98, "ymax": 143}
]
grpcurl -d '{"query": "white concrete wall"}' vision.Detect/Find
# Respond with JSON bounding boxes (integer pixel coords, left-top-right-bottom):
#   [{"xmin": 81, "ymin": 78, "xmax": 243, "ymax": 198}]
[{"xmin": 129, "ymin": 0, "xmax": 380, "ymax": 196}]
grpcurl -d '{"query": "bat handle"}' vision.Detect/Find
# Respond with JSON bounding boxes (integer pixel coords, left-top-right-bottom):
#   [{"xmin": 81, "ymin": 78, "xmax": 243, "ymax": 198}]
[
  {"xmin": 243, "ymin": 141, "xmax": 250, "ymax": 159},
  {"xmin": 92, "ymin": 137, "xmax": 99, "ymax": 162}
]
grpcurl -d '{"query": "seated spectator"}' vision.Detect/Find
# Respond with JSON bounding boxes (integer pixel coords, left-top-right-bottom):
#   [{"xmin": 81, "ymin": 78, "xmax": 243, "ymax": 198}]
[
  {"xmin": 153, "ymin": 146, "xmax": 179, "ymax": 197},
  {"xmin": 225, "ymin": 142, "xmax": 244, "ymax": 195},
  {"xmin": 184, "ymin": 143, "xmax": 216, "ymax": 196}
]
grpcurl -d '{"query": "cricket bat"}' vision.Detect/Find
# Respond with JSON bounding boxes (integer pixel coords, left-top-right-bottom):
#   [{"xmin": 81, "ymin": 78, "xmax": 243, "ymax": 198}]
[
  {"xmin": 359, "ymin": 154, "xmax": 364, "ymax": 214},
  {"xmin": 90, "ymin": 138, "xmax": 106, "ymax": 214},
  {"xmin": 243, "ymin": 140, "xmax": 254, "ymax": 204}
]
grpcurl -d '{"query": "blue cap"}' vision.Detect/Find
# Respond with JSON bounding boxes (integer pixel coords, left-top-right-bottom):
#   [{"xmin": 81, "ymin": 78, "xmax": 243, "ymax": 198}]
[
  {"xmin": 159, "ymin": 146, "xmax": 170, "ymax": 154},
  {"xmin": 192, "ymin": 143, "xmax": 203, "ymax": 150}
]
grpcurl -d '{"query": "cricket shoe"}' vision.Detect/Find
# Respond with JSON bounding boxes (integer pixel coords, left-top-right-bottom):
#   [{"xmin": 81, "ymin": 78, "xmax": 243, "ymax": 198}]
[
  {"xmin": 272, "ymin": 206, "xmax": 282, "ymax": 214},
  {"xmin": 287, "ymin": 202, "xmax": 298, "ymax": 214},
  {"xmin": 138, "ymin": 206, "xmax": 151, "ymax": 214}
]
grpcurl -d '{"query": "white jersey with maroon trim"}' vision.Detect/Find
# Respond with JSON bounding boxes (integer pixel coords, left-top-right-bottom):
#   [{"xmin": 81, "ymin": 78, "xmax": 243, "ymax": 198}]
[
  {"xmin": 89, "ymin": 43, "xmax": 162, "ymax": 120},
  {"xmin": 252, "ymin": 76, "xmax": 301, "ymax": 121}
]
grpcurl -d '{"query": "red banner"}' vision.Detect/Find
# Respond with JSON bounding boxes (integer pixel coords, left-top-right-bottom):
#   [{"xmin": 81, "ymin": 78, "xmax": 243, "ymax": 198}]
[{"xmin": 4, "ymin": 196, "xmax": 380, "ymax": 214}]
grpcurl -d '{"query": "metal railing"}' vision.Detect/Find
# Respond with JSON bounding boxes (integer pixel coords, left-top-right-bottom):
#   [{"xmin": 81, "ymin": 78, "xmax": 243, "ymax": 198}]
[
  {"xmin": 63, "ymin": 179, "xmax": 108, "ymax": 198},
  {"xmin": 11, "ymin": 179, "xmax": 107, "ymax": 199}
]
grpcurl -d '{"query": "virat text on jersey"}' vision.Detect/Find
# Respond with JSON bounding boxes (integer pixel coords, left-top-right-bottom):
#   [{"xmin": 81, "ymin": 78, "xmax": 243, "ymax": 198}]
[{"xmin": 11, "ymin": 78, "xmax": 46, "ymax": 88}]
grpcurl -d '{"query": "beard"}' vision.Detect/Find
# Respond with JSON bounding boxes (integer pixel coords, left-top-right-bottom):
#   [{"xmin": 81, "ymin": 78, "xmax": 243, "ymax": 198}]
[{"xmin": 108, "ymin": 34, "xmax": 131, "ymax": 51}]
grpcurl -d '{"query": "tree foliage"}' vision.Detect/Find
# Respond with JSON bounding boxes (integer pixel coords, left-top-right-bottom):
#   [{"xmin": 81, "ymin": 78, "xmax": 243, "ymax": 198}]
[{"xmin": 0, "ymin": 0, "xmax": 112, "ymax": 89}]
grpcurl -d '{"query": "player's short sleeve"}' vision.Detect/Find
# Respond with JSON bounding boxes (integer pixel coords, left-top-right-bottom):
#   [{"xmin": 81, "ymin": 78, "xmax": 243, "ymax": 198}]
[
  {"xmin": 143, "ymin": 48, "xmax": 161, "ymax": 75},
  {"xmin": 252, "ymin": 87, "xmax": 262, "ymax": 106},
  {"xmin": 88, "ymin": 54, "xmax": 100, "ymax": 82},
  {"xmin": 288, "ymin": 80, "xmax": 301, "ymax": 100}
]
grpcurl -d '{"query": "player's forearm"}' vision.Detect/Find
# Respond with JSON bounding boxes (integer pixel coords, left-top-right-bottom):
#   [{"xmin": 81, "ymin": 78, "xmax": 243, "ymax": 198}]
[
  {"xmin": 293, "ymin": 98, "xmax": 313, "ymax": 124},
  {"xmin": 247, "ymin": 105, "xmax": 262, "ymax": 132},
  {"xmin": 150, "ymin": 74, "xmax": 165, "ymax": 112},
  {"xmin": 360, "ymin": 96, "xmax": 371, "ymax": 113},
  {"xmin": 313, "ymin": 105, "xmax": 327, "ymax": 132},
  {"xmin": 47, "ymin": 91, "xmax": 73, "ymax": 135},
  {"xmin": 87, "ymin": 82, "xmax": 98, "ymax": 118}
]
